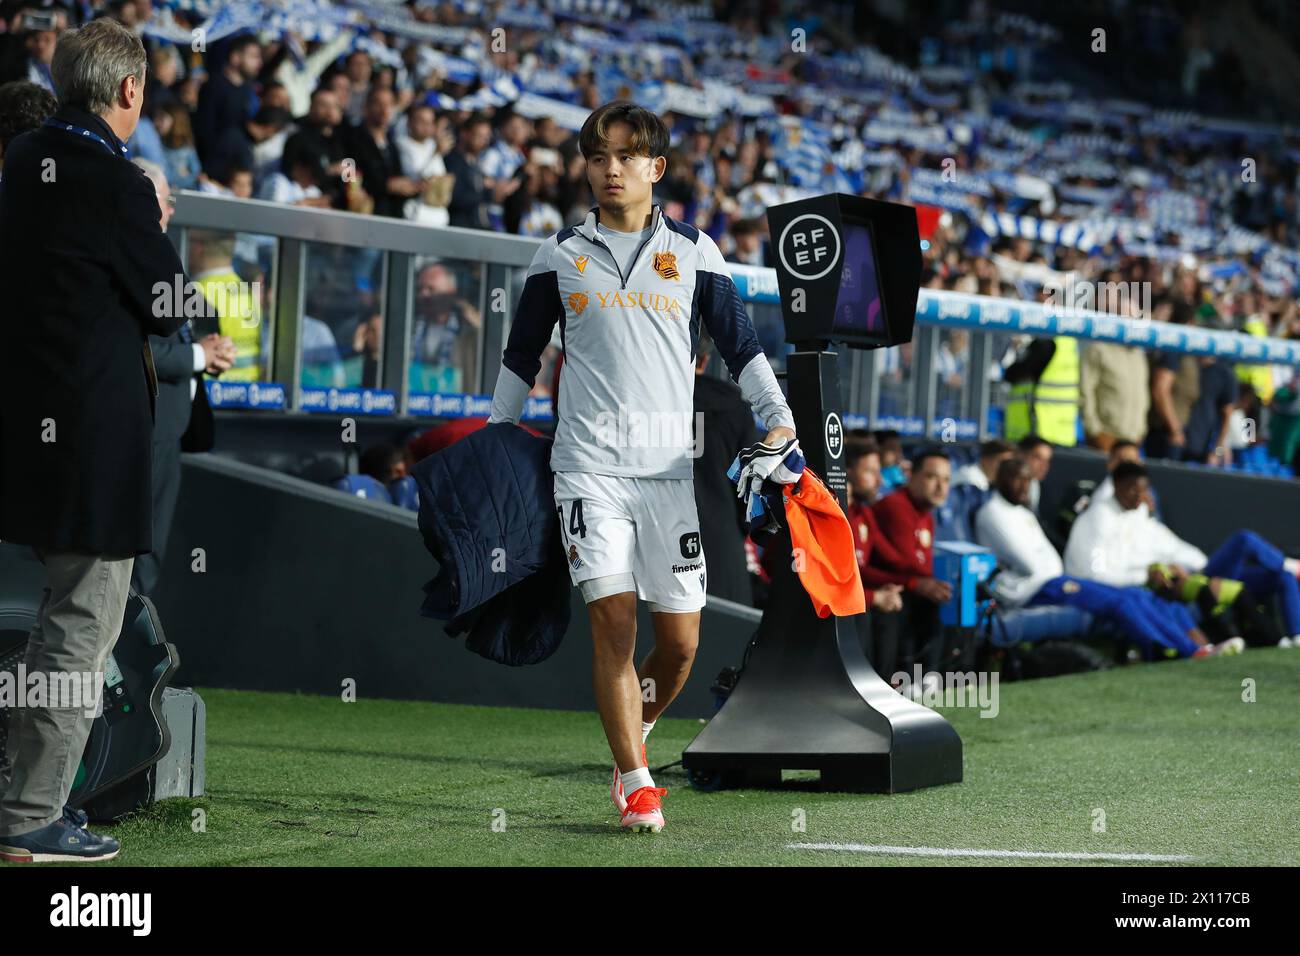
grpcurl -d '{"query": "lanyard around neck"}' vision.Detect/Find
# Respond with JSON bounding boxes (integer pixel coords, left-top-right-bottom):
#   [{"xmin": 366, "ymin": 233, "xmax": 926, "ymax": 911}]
[{"xmin": 43, "ymin": 118, "xmax": 128, "ymax": 159}]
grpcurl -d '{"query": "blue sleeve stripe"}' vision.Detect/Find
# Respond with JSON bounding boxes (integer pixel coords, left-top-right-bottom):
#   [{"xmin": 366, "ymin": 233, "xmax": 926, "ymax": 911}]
[
  {"xmin": 697, "ymin": 269, "xmax": 762, "ymax": 381},
  {"xmin": 502, "ymin": 269, "xmax": 562, "ymax": 385},
  {"xmin": 662, "ymin": 215, "xmax": 699, "ymax": 244}
]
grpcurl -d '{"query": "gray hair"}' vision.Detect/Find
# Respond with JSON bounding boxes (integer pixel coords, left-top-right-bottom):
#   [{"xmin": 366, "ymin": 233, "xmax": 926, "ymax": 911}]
[
  {"xmin": 131, "ymin": 156, "xmax": 167, "ymax": 189},
  {"xmin": 50, "ymin": 18, "xmax": 147, "ymax": 114}
]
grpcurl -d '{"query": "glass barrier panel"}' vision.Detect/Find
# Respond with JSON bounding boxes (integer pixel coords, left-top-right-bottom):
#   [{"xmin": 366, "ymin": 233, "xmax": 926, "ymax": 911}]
[
  {"xmin": 875, "ymin": 338, "xmax": 916, "ymax": 425},
  {"xmin": 408, "ymin": 256, "xmax": 484, "ymax": 397},
  {"xmin": 302, "ymin": 242, "xmax": 386, "ymax": 390}
]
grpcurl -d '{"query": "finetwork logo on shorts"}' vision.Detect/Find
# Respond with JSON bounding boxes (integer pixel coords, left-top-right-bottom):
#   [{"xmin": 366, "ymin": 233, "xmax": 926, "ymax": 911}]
[
  {"xmin": 673, "ymin": 532, "xmax": 703, "ymax": 574},
  {"xmin": 679, "ymin": 532, "xmax": 701, "ymax": 559}
]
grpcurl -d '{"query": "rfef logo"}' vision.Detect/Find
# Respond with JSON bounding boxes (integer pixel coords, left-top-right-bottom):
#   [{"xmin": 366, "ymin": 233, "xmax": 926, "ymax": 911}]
[
  {"xmin": 825, "ymin": 412, "xmax": 844, "ymax": 460},
  {"xmin": 777, "ymin": 213, "xmax": 841, "ymax": 281}
]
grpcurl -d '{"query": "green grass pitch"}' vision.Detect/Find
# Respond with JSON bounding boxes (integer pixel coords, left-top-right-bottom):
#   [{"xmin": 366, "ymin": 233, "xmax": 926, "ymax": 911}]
[{"xmin": 62, "ymin": 649, "xmax": 1300, "ymax": 866}]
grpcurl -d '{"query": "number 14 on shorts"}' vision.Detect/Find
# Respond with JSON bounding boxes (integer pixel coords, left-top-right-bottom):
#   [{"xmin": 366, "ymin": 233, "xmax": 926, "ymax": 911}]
[{"xmin": 558, "ymin": 499, "xmax": 587, "ymax": 539}]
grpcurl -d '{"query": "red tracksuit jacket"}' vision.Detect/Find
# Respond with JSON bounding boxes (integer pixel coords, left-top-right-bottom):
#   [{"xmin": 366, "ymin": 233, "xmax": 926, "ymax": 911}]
[{"xmin": 850, "ymin": 489, "xmax": 935, "ymax": 597}]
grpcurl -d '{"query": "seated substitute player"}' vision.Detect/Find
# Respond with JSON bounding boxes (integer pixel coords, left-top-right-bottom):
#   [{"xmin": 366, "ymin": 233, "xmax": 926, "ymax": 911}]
[
  {"xmin": 486, "ymin": 102, "xmax": 795, "ymax": 833},
  {"xmin": 976, "ymin": 457, "xmax": 1237, "ymax": 657},
  {"xmin": 866, "ymin": 448, "xmax": 954, "ymax": 676},
  {"xmin": 1065, "ymin": 460, "xmax": 1300, "ymax": 645}
]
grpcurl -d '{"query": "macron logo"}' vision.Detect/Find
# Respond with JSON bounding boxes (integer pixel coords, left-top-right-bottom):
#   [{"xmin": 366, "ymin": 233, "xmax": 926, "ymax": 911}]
[{"xmin": 50, "ymin": 886, "xmax": 151, "ymax": 937}]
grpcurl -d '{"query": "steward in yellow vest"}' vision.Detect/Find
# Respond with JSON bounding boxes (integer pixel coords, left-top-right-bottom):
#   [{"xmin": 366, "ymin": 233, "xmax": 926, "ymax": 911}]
[
  {"xmin": 1004, "ymin": 336, "xmax": 1079, "ymax": 446},
  {"xmin": 195, "ymin": 267, "xmax": 263, "ymax": 382}
]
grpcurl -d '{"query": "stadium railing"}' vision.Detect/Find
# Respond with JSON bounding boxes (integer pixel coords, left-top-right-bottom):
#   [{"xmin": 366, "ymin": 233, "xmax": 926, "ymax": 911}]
[{"xmin": 170, "ymin": 192, "xmax": 1300, "ymax": 447}]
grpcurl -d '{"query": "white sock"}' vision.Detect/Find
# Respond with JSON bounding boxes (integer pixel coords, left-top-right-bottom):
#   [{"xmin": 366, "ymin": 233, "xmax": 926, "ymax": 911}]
[
  {"xmin": 620, "ymin": 766, "xmax": 654, "ymax": 796},
  {"xmin": 641, "ymin": 720, "xmax": 655, "ymax": 742},
  {"xmin": 1284, "ymin": 558, "xmax": 1300, "ymax": 578}
]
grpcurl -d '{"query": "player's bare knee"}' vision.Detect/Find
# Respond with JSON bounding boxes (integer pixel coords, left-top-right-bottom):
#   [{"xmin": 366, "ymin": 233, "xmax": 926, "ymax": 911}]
[
  {"xmin": 588, "ymin": 593, "xmax": 637, "ymax": 657},
  {"xmin": 656, "ymin": 632, "xmax": 698, "ymax": 667}
]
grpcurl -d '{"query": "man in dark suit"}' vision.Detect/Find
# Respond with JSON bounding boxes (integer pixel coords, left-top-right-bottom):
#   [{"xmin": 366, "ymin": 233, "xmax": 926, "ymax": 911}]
[
  {"xmin": 128, "ymin": 158, "xmax": 233, "ymax": 597},
  {"xmin": 692, "ymin": 330, "xmax": 762, "ymax": 606},
  {"xmin": 0, "ymin": 18, "xmax": 188, "ymax": 863}
]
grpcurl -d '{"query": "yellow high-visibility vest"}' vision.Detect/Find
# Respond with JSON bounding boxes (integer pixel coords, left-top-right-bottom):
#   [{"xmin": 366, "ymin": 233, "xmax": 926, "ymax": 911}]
[
  {"xmin": 1005, "ymin": 336, "xmax": 1079, "ymax": 446},
  {"xmin": 196, "ymin": 269, "xmax": 263, "ymax": 383},
  {"xmin": 1237, "ymin": 317, "xmax": 1274, "ymax": 404}
]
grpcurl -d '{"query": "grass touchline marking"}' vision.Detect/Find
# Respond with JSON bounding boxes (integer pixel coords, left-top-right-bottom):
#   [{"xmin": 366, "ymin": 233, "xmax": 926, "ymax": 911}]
[{"xmin": 788, "ymin": 843, "xmax": 1194, "ymax": 862}]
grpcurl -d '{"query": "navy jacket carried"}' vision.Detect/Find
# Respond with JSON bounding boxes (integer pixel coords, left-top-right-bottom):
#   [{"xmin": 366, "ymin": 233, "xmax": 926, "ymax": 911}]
[{"xmin": 413, "ymin": 422, "xmax": 570, "ymax": 666}]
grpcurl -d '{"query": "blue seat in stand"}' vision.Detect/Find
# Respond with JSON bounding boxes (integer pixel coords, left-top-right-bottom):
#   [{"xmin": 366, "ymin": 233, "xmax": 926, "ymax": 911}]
[
  {"xmin": 331, "ymin": 474, "xmax": 393, "ymax": 504},
  {"xmin": 388, "ymin": 475, "xmax": 420, "ymax": 511}
]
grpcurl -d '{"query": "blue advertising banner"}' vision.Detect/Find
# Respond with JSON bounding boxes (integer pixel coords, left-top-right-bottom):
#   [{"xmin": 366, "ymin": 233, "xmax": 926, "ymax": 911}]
[
  {"xmin": 407, "ymin": 393, "xmax": 555, "ymax": 420},
  {"xmin": 300, "ymin": 387, "xmax": 398, "ymax": 415},
  {"xmin": 730, "ymin": 267, "xmax": 1299, "ymax": 367},
  {"xmin": 205, "ymin": 380, "xmax": 287, "ymax": 410}
]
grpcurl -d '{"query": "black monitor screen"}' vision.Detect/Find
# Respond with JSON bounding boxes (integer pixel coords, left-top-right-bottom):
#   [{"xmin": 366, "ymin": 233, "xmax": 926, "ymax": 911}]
[{"xmin": 833, "ymin": 220, "xmax": 887, "ymax": 341}]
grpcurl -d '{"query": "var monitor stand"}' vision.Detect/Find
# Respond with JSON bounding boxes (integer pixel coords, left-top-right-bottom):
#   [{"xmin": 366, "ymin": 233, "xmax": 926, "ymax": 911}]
[{"xmin": 682, "ymin": 348, "xmax": 963, "ymax": 793}]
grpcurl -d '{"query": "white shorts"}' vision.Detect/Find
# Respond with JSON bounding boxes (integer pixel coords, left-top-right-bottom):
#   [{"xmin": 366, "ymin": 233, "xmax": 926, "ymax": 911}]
[{"xmin": 553, "ymin": 471, "xmax": 706, "ymax": 613}]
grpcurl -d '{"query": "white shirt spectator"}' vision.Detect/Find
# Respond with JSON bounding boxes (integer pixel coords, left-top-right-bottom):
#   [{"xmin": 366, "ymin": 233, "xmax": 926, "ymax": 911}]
[
  {"xmin": 952, "ymin": 462, "xmax": 989, "ymax": 491},
  {"xmin": 257, "ymin": 172, "xmax": 323, "ymax": 205},
  {"xmin": 396, "ymin": 132, "xmax": 443, "ymax": 181},
  {"xmin": 1063, "ymin": 496, "xmax": 1206, "ymax": 587},
  {"xmin": 395, "ymin": 132, "xmax": 449, "ymax": 227},
  {"xmin": 1086, "ymin": 475, "xmax": 1150, "ymax": 516},
  {"xmin": 974, "ymin": 489, "xmax": 1064, "ymax": 607},
  {"xmin": 253, "ymin": 127, "xmax": 293, "ymax": 186}
]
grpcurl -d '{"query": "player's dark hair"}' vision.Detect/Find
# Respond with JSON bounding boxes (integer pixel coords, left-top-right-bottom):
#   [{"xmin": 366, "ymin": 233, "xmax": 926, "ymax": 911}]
[
  {"xmin": 979, "ymin": 438, "xmax": 1014, "ymax": 461},
  {"xmin": 359, "ymin": 443, "xmax": 403, "ymax": 482},
  {"xmin": 912, "ymin": 446, "xmax": 950, "ymax": 473},
  {"xmin": 578, "ymin": 101, "xmax": 669, "ymax": 161},
  {"xmin": 995, "ymin": 455, "xmax": 1030, "ymax": 485},
  {"xmin": 1112, "ymin": 461, "xmax": 1148, "ymax": 486},
  {"xmin": 1017, "ymin": 434, "xmax": 1050, "ymax": 453},
  {"xmin": 226, "ymin": 33, "xmax": 261, "ymax": 58},
  {"xmin": 846, "ymin": 439, "xmax": 880, "ymax": 470}
]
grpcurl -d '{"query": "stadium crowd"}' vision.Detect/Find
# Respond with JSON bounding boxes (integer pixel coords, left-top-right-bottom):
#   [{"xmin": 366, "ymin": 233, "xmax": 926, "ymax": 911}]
[{"xmin": 3, "ymin": 2, "xmax": 1300, "ymax": 470}]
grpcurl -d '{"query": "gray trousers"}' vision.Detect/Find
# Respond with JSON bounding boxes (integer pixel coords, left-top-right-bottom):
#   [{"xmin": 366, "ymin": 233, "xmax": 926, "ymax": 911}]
[{"xmin": 0, "ymin": 549, "xmax": 134, "ymax": 836}]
